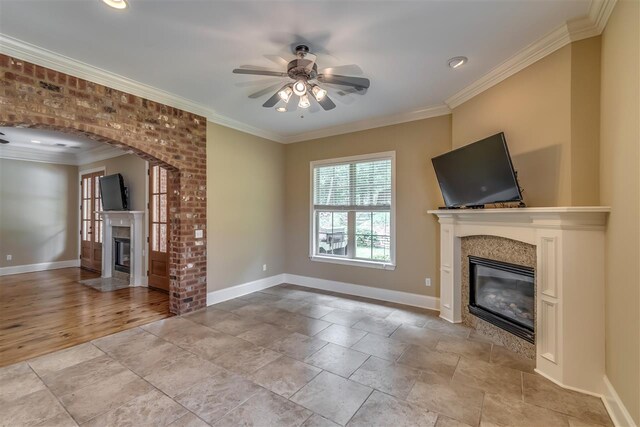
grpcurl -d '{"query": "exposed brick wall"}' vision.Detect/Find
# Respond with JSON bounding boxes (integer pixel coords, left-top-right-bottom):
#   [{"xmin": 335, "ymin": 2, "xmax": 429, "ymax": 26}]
[{"xmin": 0, "ymin": 54, "xmax": 207, "ymax": 314}]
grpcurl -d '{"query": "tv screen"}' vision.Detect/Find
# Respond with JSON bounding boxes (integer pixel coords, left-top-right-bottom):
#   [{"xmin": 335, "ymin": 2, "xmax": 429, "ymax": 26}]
[
  {"xmin": 99, "ymin": 173, "xmax": 128, "ymax": 211},
  {"xmin": 431, "ymin": 132, "xmax": 522, "ymax": 208}
]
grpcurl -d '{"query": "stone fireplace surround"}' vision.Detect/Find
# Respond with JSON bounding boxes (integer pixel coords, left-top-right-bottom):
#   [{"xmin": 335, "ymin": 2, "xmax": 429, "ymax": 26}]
[
  {"xmin": 461, "ymin": 235, "xmax": 537, "ymax": 359},
  {"xmin": 429, "ymin": 207, "xmax": 610, "ymax": 397}
]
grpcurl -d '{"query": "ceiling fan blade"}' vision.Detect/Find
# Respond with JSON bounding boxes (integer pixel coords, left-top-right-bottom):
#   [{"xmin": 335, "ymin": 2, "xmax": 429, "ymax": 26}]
[
  {"xmin": 235, "ymin": 77, "xmax": 283, "ymax": 88},
  {"xmin": 262, "ymin": 85, "xmax": 289, "ymax": 107},
  {"xmin": 324, "ymin": 84, "xmax": 368, "ymax": 96},
  {"xmin": 319, "ymin": 64, "xmax": 363, "ymax": 76},
  {"xmin": 317, "ymin": 95, "xmax": 336, "ymax": 111},
  {"xmin": 302, "ymin": 53, "xmax": 317, "ymax": 72},
  {"xmin": 317, "ymin": 74, "xmax": 370, "ymax": 89},
  {"xmin": 233, "ymin": 68, "xmax": 288, "ymax": 77},
  {"xmin": 287, "ymin": 94, "xmax": 300, "ymax": 112},
  {"xmin": 264, "ymin": 54, "xmax": 290, "ymax": 67},
  {"xmin": 249, "ymin": 82, "xmax": 283, "ymax": 99}
]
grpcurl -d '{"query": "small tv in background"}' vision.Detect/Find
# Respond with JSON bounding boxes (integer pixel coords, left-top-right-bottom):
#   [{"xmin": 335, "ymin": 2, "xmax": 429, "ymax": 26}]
[
  {"xmin": 431, "ymin": 132, "xmax": 523, "ymax": 208},
  {"xmin": 99, "ymin": 173, "xmax": 128, "ymax": 211}
]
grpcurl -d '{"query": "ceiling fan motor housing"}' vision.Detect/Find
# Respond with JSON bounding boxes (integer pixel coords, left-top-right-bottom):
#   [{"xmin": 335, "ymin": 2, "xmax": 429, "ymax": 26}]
[{"xmin": 288, "ymin": 45, "xmax": 317, "ymax": 80}]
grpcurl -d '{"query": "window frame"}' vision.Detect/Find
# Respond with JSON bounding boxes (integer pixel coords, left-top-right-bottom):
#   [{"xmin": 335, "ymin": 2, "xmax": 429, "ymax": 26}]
[{"xmin": 309, "ymin": 151, "xmax": 396, "ymax": 270}]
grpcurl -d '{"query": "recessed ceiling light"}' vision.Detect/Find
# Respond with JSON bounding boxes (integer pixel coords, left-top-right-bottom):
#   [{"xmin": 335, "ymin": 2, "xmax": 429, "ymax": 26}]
[
  {"xmin": 276, "ymin": 107, "xmax": 287, "ymax": 113},
  {"xmin": 448, "ymin": 56, "xmax": 468, "ymax": 69},
  {"xmin": 101, "ymin": 0, "xmax": 128, "ymax": 10},
  {"xmin": 31, "ymin": 140, "xmax": 41, "ymax": 144}
]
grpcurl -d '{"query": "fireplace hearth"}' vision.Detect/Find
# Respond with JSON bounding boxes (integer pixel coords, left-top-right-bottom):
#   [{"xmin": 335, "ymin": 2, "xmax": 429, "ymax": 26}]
[{"xmin": 468, "ymin": 255, "xmax": 535, "ymax": 343}]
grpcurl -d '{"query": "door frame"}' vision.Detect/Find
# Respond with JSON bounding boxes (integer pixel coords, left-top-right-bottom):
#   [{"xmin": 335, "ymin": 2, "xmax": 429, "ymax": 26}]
[
  {"xmin": 77, "ymin": 164, "xmax": 150, "ymax": 285},
  {"xmin": 148, "ymin": 164, "xmax": 171, "ymax": 291},
  {"xmin": 78, "ymin": 167, "xmax": 106, "ymax": 269}
]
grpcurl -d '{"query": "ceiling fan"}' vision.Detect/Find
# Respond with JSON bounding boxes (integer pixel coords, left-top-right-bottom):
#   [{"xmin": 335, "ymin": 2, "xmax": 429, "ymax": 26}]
[{"xmin": 233, "ymin": 45, "xmax": 370, "ymax": 112}]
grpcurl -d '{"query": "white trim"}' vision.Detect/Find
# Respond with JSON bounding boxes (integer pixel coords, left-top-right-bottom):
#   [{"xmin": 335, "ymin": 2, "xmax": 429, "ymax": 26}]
[
  {"xmin": 445, "ymin": 0, "xmax": 617, "ymax": 109},
  {"xmin": 309, "ymin": 151, "xmax": 396, "ymax": 269},
  {"xmin": 0, "ymin": 140, "xmax": 125, "ymax": 166},
  {"xmin": 0, "ymin": 0, "xmax": 616, "ymax": 143},
  {"xmin": 0, "ymin": 34, "xmax": 285, "ymax": 144},
  {"xmin": 534, "ymin": 369, "xmax": 637, "ymax": 427},
  {"xmin": 603, "ymin": 375, "xmax": 637, "ymax": 427},
  {"xmin": 77, "ymin": 166, "xmax": 107, "ymax": 263},
  {"xmin": 310, "ymin": 255, "xmax": 396, "ymax": 271},
  {"xmin": 284, "ymin": 273, "xmax": 440, "ymax": 311},
  {"xmin": 206, "ymin": 274, "xmax": 286, "ymax": 306},
  {"xmin": 281, "ymin": 104, "xmax": 451, "ymax": 144},
  {"xmin": 534, "ymin": 368, "xmax": 604, "ymax": 398},
  {"xmin": 0, "ymin": 259, "xmax": 80, "ymax": 276}
]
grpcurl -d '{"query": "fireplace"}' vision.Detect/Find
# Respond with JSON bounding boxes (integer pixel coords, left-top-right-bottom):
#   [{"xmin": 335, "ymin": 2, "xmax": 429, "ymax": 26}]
[
  {"xmin": 113, "ymin": 237, "xmax": 131, "ymax": 274},
  {"xmin": 468, "ymin": 256, "xmax": 535, "ymax": 343}
]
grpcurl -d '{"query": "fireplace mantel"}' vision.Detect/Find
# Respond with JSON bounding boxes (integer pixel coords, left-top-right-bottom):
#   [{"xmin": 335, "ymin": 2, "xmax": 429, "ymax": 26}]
[
  {"xmin": 99, "ymin": 211, "xmax": 145, "ymax": 287},
  {"xmin": 429, "ymin": 206, "xmax": 610, "ymax": 396}
]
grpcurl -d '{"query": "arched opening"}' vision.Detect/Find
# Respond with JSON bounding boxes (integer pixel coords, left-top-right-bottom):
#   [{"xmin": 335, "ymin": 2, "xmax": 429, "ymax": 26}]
[{"xmin": 1, "ymin": 54, "xmax": 208, "ymax": 315}]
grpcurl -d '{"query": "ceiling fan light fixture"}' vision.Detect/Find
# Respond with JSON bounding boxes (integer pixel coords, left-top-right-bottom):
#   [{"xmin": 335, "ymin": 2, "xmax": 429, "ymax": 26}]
[
  {"xmin": 278, "ymin": 86, "xmax": 293, "ymax": 103},
  {"xmin": 293, "ymin": 79, "xmax": 307, "ymax": 96},
  {"xmin": 101, "ymin": 0, "xmax": 128, "ymax": 9},
  {"xmin": 448, "ymin": 56, "xmax": 468, "ymax": 69},
  {"xmin": 298, "ymin": 94, "xmax": 311, "ymax": 109},
  {"xmin": 311, "ymin": 85, "xmax": 327, "ymax": 101}
]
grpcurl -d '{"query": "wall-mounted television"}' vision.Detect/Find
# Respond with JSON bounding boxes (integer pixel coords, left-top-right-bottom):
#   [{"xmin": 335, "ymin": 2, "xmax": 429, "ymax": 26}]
[
  {"xmin": 431, "ymin": 132, "xmax": 523, "ymax": 208},
  {"xmin": 99, "ymin": 173, "xmax": 128, "ymax": 211}
]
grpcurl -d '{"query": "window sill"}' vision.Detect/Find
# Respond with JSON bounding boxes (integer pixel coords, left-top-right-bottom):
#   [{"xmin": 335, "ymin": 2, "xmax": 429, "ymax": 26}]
[{"xmin": 309, "ymin": 255, "xmax": 396, "ymax": 270}]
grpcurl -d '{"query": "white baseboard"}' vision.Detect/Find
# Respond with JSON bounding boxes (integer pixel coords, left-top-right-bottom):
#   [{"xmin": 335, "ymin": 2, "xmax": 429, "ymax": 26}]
[
  {"xmin": 603, "ymin": 375, "xmax": 637, "ymax": 427},
  {"xmin": 533, "ymin": 368, "xmax": 637, "ymax": 427},
  {"xmin": 284, "ymin": 273, "xmax": 440, "ymax": 311},
  {"xmin": 206, "ymin": 274, "xmax": 286, "ymax": 306},
  {"xmin": 0, "ymin": 259, "xmax": 80, "ymax": 277}
]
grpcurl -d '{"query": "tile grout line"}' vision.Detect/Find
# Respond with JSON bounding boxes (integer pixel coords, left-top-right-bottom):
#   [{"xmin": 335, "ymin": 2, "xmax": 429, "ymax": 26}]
[{"xmin": 26, "ymin": 361, "xmax": 81, "ymax": 426}]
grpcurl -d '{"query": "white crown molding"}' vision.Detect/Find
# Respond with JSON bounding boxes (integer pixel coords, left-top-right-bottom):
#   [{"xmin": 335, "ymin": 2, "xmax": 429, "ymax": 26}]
[
  {"xmin": 0, "ymin": 145, "xmax": 77, "ymax": 165},
  {"xmin": 281, "ymin": 104, "xmax": 451, "ymax": 144},
  {"xmin": 445, "ymin": 0, "xmax": 617, "ymax": 109},
  {"xmin": 0, "ymin": 0, "xmax": 617, "ymax": 144},
  {"xmin": 76, "ymin": 144, "xmax": 128, "ymax": 166},
  {"xmin": 0, "ymin": 34, "xmax": 285, "ymax": 143},
  {"xmin": 0, "ymin": 142, "xmax": 126, "ymax": 165}
]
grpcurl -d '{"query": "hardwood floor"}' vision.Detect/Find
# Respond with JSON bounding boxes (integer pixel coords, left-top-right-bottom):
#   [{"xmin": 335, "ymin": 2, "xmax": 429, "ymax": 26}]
[{"xmin": 0, "ymin": 267, "xmax": 171, "ymax": 367}]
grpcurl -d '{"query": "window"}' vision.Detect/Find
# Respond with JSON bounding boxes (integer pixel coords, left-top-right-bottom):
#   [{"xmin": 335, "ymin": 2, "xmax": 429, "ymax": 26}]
[{"xmin": 310, "ymin": 152, "xmax": 395, "ymax": 269}]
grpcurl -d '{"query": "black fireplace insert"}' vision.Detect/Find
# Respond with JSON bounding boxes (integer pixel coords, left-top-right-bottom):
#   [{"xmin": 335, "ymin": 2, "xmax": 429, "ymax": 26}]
[
  {"xmin": 468, "ymin": 256, "xmax": 535, "ymax": 343},
  {"xmin": 114, "ymin": 237, "xmax": 131, "ymax": 273}
]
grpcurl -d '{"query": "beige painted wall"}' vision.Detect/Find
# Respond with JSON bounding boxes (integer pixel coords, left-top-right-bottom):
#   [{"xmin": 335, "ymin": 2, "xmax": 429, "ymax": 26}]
[
  {"xmin": 570, "ymin": 36, "xmax": 602, "ymax": 206},
  {"xmin": 599, "ymin": 0, "xmax": 640, "ymax": 423},
  {"xmin": 452, "ymin": 45, "xmax": 573, "ymax": 207},
  {"xmin": 452, "ymin": 40, "xmax": 602, "ymax": 207},
  {"xmin": 0, "ymin": 159, "xmax": 78, "ymax": 267},
  {"xmin": 80, "ymin": 153, "xmax": 147, "ymax": 211},
  {"xmin": 284, "ymin": 115, "xmax": 451, "ymax": 297},
  {"xmin": 206, "ymin": 122, "xmax": 286, "ymax": 292}
]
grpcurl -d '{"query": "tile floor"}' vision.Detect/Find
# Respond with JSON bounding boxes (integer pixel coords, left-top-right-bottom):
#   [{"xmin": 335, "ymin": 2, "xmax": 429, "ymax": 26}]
[{"xmin": 0, "ymin": 284, "xmax": 613, "ymax": 427}]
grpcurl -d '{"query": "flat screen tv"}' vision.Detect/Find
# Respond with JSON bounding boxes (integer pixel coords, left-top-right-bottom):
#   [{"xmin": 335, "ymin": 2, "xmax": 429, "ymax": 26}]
[
  {"xmin": 431, "ymin": 132, "xmax": 523, "ymax": 208},
  {"xmin": 99, "ymin": 173, "xmax": 128, "ymax": 211}
]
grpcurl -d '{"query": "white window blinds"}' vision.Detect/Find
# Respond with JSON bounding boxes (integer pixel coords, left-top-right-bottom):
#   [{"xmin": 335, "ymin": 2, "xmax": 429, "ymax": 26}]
[{"xmin": 313, "ymin": 158, "xmax": 392, "ymax": 211}]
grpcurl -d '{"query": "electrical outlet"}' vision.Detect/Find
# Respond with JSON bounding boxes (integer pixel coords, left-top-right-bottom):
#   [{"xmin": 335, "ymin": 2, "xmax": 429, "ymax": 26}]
[
  {"xmin": 6, "ymin": 254, "xmax": 12, "ymax": 261},
  {"xmin": 195, "ymin": 229, "xmax": 204, "ymax": 239},
  {"xmin": 262, "ymin": 264, "xmax": 267, "ymax": 272},
  {"xmin": 425, "ymin": 277, "xmax": 431, "ymax": 287}
]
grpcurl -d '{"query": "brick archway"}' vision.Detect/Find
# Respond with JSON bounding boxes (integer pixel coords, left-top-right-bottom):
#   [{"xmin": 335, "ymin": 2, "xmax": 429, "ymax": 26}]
[{"xmin": 1, "ymin": 54, "xmax": 207, "ymax": 314}]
